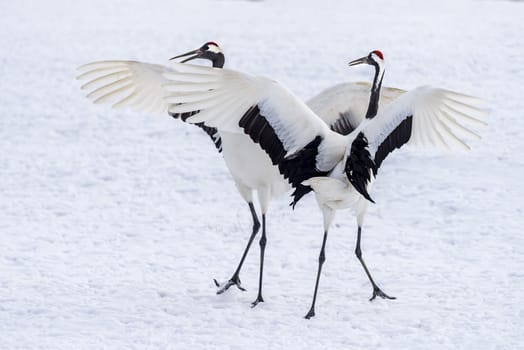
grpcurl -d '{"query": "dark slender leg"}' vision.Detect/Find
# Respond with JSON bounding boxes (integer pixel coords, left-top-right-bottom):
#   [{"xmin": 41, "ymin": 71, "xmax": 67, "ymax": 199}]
[
  {"xmin": 355, "ymin": 226, "xmax": 395, "ymax": 301},
  {"xmin": 305, "ymin": 230, "xmax": 328, "ymax": 319},
  {"xmin": 214, "ymin": 202, "xmax": 260, "ymax": 294},
  {"xmin": 251, "ymin": 214, "xmax": 267, "ymax": 307}
]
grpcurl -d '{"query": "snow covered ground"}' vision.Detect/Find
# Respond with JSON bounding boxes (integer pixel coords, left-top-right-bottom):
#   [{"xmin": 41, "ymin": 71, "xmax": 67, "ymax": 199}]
[{"xmin": 1, "ymin": 0, "xmax": 524, "ymax": 348}]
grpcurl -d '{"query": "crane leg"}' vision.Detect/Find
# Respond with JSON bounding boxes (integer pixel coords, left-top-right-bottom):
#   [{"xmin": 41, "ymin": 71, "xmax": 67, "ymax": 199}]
[
  {"xmin": 305, "ymin": 230, "xmax": 328, "ymax": 319},
  {"xmin": 355, "ymin": 226, "xmax": 395, "ymax": 301},
  {"xmin": 305, "ymin": 206, "xmax": 335, "ymax": 319},
  {"xmin": 214, "ymin": 202, "xmax": 260, "ymax": 294},
  {"xmin": 251, "ymin": 214, "xmax": 266, "ymax": 307}
]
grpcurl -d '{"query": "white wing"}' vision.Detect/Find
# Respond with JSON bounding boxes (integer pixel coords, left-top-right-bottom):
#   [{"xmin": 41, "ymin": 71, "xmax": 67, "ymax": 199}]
[
  {"xmin": 163, "ymin": 62, "xmax": 347, "ymax": 170},
  {"xmin": 306, "ymin": 82, "xmax": 406, "ymax": 134},
  {"xmin": 342, "ymin": 85, "xmax": 487, "ymax": 202},
  {"xmin": 77, "ymin": 60, "xmax": 172, "ymax": 114},
  {"xmin": 361, "ymin": 85, "xmax": 488, "ymax": 170},
  {"xmin": 162, "ymin": 62, "xmax": 352, "ymax": 206}
]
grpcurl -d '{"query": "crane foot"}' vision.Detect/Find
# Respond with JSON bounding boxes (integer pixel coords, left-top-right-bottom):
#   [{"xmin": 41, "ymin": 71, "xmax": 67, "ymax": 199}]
[
  {"xmin": 214, "ymin": 275, "xmax": 246, "ymax": 294},
  {"xmin": 369, "ymin": 285, "xmax": 396, "ymax": 301},
  {"xmin": 251, "ymin": 295, "xmax": 264, "ymax": 308},
  {"xmin": 304, "ymin": 307, "xmax": 315, "ymax": 319}
]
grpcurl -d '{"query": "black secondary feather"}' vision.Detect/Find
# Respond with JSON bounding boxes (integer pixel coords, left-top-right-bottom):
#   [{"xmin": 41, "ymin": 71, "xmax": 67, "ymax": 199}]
[
  {"xmin": 330, "ymin": 111, "xmax": 357, "ymax": 136},
  {"xmin": 170, "ymin": 110, "xmax": 222, "ymax": 152},
  {"xmin": 373, "ymin": 116, "xmax": 413, "ymax": 174},
  {"xmin": 239, "ymin": 105, "xmax": 327, "ymax": 207}
]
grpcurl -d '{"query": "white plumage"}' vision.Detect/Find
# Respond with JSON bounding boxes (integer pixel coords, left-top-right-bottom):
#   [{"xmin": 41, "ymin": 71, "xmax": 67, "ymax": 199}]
[
  {"xmin": 164, "ymin": 62, "xmax": 486, "ymax": 174},
  {"xmin": 307, "ymin": 82, "xmax": 406, "ymax": 131},
  {"xmin": 78, "ymin": 48, "xmax": 487, "ymax": 318},
  {"xmin": 77, "ymin": 46, "xmax": 408, "ymax": 308},
  {"xmin": 78, "ymin": 61, "xmax": 171, "ymax": 113}
]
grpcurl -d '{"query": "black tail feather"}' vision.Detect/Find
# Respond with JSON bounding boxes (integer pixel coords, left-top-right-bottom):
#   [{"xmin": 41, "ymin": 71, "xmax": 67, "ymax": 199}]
[{"xmin": 345, "ymin": 132, "xmax": 375, "ymax": 203}]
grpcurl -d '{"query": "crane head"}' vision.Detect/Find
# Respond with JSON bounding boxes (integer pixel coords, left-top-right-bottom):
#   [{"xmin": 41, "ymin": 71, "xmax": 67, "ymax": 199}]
[
  {"xmin": 348, "ymin": 50, "xmax": 384, "ymax": 67},
  {"xmin": 170, "ymin": 41, "xmax": 225, "ymax": 68}
]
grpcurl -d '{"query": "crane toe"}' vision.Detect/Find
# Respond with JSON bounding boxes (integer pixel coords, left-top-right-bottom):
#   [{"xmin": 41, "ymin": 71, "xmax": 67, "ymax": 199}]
[
  {"xmin": 304, "ymin": 308, "xmax": 316, "ymax": 319},
  {"xmin": 214, "ymin": 276, "xmax": 246, "ymax": 295},
  {"xmin": 369, "ymin": 286, "xmax": 396, "ymax": 301},
  {"xmin": 251, "ymin": 295, "xmax": 264, "ymax": 308}
]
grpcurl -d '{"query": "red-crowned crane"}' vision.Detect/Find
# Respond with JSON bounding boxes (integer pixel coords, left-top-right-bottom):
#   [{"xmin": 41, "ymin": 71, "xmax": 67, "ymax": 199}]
[
  {"xmin": 162, "ymin": 50, "xmax": 486, "ymax": 318},
  {"xmin": 77, "ymin": 43, "xmax": 406, "ymax": 308},
  {"xmin": 78, "ymin": 48, "xmax": 487, "ymax": 318}
]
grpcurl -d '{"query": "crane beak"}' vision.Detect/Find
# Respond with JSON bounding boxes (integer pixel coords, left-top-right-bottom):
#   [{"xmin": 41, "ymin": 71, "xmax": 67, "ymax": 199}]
[
  {"xmin": 348, "ymin": 56, "xmax": 369, "ymax": 66},
  {"xmin": 170, "ymin": 48, "xmax": 203, "ymax": 63}
]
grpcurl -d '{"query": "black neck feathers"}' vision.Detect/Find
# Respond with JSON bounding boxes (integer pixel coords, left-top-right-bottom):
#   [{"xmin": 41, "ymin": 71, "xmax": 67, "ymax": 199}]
[
  {"xmin": 212, "ymin": 54, "xmax": 225, "ymax": 68},
  {"xmin": 364, "ymin": 62, "xmax": 384, "ymax": 120}
]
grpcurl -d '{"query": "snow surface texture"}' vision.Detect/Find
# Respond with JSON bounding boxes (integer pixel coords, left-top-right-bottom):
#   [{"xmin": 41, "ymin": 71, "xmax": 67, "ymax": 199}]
[{"xmin": 1, "ymin": 0, "xmax": 524, "ymax": 349}]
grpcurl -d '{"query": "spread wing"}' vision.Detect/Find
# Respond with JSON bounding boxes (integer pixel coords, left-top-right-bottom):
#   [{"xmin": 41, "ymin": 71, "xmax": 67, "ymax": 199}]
[
  {"xmin": 162, "ymin": 62, "xmax": 348, "ymax": 205},
  {"xmin": 77, "ymin": 60, "xmax": 172, "ymax": 113},
  {"xmin": 307, "ymin": 82, "xmax": 406, "ymax": 135},
  {"xmin": 345, "ymin": 86, "xmax": 488, "ymax": 201},
  {"xmin": 77, "ymin": 60, "xmax": 222, "ymax": 152}
]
